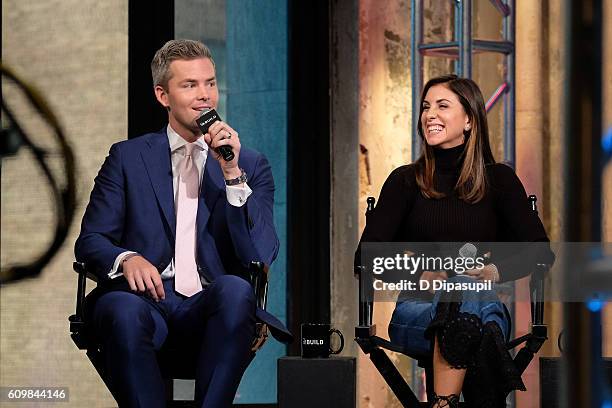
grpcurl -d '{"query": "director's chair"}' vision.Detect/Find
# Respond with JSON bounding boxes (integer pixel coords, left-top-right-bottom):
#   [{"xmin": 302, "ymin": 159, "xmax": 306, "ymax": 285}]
[
  {"xmin": 354, "ymin": 195, "xmax": 551, "ymax": 407},
  {"xmin": 69, "ymin": 261, "xmax": 270, "ymax": 407}
]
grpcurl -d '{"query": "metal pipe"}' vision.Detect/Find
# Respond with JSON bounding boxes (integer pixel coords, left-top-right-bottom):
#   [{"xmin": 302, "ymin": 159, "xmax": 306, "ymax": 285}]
[
  {"xmin": 488, "ymin": 0, "xmax": 511, "ymax": 17},
  {"xmin": 411, "ymin": 0, "xmax": 423, "ymax": 161},
  {"xmin": 472, "ymin": 39, "xmax": 513, "ymax": 54},
  {"xmin": 503, "ymin": 0, "xmax": 515, "ymax": 166},
  {"xmin": 458, "ymin": 0, "xmax": 472, "ymax": 78},
  {"xmin": 485, "ymin": 82, "xmax": 508, "ymax": 112}
]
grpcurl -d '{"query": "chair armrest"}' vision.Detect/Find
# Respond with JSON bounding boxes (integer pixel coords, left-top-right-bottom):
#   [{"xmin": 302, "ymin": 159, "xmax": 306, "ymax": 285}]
[
  {"xmin": 356, "ymin": 197, "xmax": 377, "ymax": 330},
  {"xmin": 530, "ymin": 262, "xmax": 551, "ymax": 326},
  {"xmin": 72, "ymin": 262, "xmax": 88, "ymax": 323},
  {"xmin": 248, "ymin": 261, "xmax": 270, "ymax": 352},
  {"xmin": 248, "ymin": 261, "xmax": 268, "ymax": 310},
  {"xmin": 70, "ymin": 262, "xmax": 98, "ymax": 349},
  {"xmin": 355, "ymin": 263, "xmax": 375, "ymax": 330},
  {"xmin": 72, "ymin": 262, "xmax": 99, "ymax": 312}
]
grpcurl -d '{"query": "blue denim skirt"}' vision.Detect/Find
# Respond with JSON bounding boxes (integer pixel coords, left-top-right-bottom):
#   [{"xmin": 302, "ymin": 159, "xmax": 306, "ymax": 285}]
[{"xmin": 388, "ymin": 275, "xmax": 511, "ymax": 358}]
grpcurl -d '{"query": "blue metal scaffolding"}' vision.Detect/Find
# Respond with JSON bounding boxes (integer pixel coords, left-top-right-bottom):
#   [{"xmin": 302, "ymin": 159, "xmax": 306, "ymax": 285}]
[{"xmin": 411, "ymin": 0, "xmax": 516, "ymax": 166}]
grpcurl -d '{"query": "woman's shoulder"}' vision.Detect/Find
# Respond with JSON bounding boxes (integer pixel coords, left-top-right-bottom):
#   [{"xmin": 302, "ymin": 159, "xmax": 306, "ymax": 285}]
[
  {"xmin": 375, "ymin": 164, "xmax": 419, "ymax": 199},
  {"xmin": 386, "ymin": 164, "xmax": 418, "ymax": 187},
  {"xmin": 486, "ymin": 162, "xmax": 519, "ymax": 179},
  {"xmin": 486, "ymin": 162, "xmax": 526, "ymax": 194},
  {"xmin": 389, "ymin": 163, "xmax": 417, "ymax": 177}
]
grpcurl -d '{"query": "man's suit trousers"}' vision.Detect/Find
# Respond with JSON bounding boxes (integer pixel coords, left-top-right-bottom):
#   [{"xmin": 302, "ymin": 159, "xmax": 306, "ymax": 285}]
[{"xmin": 92, "ymin": 275, "xmax": 256, "ymax": 407}]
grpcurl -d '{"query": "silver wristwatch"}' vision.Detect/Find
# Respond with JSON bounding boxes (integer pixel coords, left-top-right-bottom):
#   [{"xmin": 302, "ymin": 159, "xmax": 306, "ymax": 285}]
[{"xmin": 225, "ymin": 168, "xmax": 248, "ymax": 186}]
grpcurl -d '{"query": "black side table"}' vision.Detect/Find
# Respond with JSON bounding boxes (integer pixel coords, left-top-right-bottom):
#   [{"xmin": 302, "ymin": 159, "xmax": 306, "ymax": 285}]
[{"xmin": 278, "ymin": 356, "xmax": 356, "ymax": 408}]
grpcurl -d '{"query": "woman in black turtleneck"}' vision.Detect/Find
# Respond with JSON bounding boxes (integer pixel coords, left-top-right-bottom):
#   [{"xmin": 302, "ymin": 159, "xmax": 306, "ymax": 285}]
[{"xmin": 357, "ymin": 75, "xmax": 552, "ymax": 408}]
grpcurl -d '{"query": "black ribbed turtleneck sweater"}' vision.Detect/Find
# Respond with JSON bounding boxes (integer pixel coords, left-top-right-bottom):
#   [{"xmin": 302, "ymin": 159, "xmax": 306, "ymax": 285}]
[{"xmin": 359, "ymin": 143, "xmax": 551, "ymax": 282}]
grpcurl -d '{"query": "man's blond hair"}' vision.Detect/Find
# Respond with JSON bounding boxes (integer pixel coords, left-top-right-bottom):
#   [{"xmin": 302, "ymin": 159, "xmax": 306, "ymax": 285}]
[{"xmin": 151, "ymin": 39, "xmax": 215, "ymax": 88}]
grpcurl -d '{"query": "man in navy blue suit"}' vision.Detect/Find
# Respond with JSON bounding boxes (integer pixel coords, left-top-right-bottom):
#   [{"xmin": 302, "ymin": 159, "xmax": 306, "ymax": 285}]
[{"xmin": 75, "ymin": 39, "xmax": 281, "ymax": 407}]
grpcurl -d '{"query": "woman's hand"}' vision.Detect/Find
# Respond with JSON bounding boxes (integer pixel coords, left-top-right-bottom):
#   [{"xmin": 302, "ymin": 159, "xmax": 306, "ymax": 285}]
[{"xmin": 464, "ymin": 263, "xmax": 500, "ymax": 282}]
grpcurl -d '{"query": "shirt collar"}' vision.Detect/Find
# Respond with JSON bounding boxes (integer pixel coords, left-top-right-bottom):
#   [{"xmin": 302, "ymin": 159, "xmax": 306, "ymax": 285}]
[{"xmin": 167, "ymin": 124, "xmax": 208, "ymax": 153}]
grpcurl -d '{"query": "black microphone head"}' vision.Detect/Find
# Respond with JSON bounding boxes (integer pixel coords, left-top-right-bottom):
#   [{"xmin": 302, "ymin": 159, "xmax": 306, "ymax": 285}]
[
  {"xmin": 458, "ymin": 243, "xmax": 478, "ymax": 260},
  {"xmin": 196, "ymin": 108, "xmax": 220, "ymax": 134},
  {"xmin": 196, "ymin": 109, "xmax": 234, "ymax": 162}
]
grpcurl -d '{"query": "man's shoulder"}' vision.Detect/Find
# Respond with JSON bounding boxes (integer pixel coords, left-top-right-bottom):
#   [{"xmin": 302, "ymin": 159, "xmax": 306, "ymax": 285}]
[{"xmin": 109, "ymin": 129, "xmax": 167, "ymax": 153}]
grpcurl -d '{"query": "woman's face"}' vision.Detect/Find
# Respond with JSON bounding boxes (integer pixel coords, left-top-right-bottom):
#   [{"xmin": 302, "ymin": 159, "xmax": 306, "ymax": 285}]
[{"xmin": 421, "ymin": 84, "xmax": 470, "ymax": 149}]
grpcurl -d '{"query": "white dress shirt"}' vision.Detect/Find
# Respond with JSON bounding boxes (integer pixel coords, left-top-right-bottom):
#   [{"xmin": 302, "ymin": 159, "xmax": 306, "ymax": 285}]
[{"xmin": 108, "ymin": 125, "xmax": 252, "ymax": 279}]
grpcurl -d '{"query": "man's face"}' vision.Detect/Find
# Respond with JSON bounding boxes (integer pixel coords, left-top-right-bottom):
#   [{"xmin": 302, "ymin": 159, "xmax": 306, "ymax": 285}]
[{"xmin": 155, "ymin": 57, "xmax": 219, "ymax": 139}]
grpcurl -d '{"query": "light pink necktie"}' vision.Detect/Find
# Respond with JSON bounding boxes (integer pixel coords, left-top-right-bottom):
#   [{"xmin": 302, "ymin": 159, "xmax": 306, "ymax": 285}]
[{"xmin": 174, "ymin": 143, "xmax": 203, "ymax": 296}]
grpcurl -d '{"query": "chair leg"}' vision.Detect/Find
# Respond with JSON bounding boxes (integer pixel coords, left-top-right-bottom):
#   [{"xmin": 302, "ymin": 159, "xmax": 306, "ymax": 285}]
[
  {"xmin": 86, "ymin": 349, "xmax": 123, "ymax": 404},
  {"xmin": 369, "ymin": 348, "xmax": 421, "ymax": 407},
  {"xmin": 164, "ymin": 378, "xmax": 174, "ymax": 403}
]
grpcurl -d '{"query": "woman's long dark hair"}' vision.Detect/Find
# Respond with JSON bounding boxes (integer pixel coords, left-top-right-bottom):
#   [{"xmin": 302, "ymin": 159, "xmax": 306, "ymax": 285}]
[{"xmin": 415, "ymin": 74, "xmax": 496, "ymax": 203}]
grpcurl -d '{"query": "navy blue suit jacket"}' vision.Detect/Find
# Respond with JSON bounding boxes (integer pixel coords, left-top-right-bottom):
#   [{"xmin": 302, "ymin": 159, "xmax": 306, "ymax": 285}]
[{"xmin": 75, "ymin": 129, "xmax": 291, "ymax": 342}]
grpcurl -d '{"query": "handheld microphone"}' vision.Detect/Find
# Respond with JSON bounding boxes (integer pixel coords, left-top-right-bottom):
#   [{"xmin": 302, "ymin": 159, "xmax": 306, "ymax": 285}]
[
  {"xmin": 195, "ymin": 108, "xmax": 235, "ymax": 162},
  {"xmin": 458, "ymin": 243, "xmax": 478, "ymax": 260},
  {"xmin": 458, "ymin": 243, "xmax": 478, "ymax": 278}
]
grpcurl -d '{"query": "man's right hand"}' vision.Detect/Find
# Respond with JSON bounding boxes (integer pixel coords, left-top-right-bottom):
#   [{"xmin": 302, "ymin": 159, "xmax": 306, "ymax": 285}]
[{"xmin": 122, "ymin": 255, "xmax": 165, "ymax": 302}]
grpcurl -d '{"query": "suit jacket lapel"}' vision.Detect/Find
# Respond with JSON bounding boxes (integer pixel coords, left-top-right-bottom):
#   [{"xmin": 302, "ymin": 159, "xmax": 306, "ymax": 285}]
[
  {"xmin": 197, "ymin": 154, "xmax": 224, "ymax": 237},
  {"xmin": 141, "ymin": 132, "xmax": 176, "ymax": 240}
]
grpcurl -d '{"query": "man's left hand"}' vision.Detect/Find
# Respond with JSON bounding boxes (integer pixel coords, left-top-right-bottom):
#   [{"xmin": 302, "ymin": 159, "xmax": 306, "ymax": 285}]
[{"xmin": 204, "ymin": 120, "xmax": 241, "ymax": 176}]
